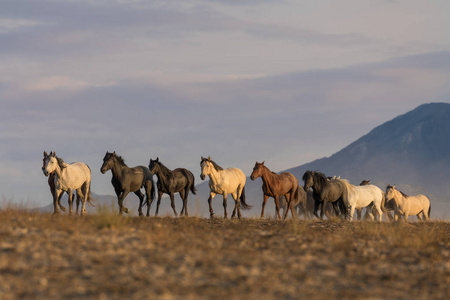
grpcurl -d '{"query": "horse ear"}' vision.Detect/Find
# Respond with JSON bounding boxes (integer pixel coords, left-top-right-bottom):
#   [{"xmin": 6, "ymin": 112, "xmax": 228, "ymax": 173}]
[
  {"xmin": 52, "ymin": 152, "xmax": 56, "ymax": 157},
  {"xmin": 44, "ymin": 151, "xmax": 48, "ymax": 157},
  {"xmin": 113, "ymin": 151, "xmax": 116, "ymax": 156},
  {"xmin": 262, "ymin": 161, "xmax": 265, "ymax": 165},
  {"xmin": 156, "ymin": 157, "xmax": 159, "ymax": 162},
  {"xmin": 208, "ymin": 156, "xmax": 211, "ymax": 161},
  {"xmin": 393, "ymin": 184, "xmax": 396, "ymax": 189}
]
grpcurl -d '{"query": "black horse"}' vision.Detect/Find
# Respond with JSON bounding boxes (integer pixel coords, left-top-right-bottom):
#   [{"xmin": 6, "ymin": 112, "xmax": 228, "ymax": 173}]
[
  {"xmin": 149, "ymin": 157, "xmax": 197, "ymax": 217},
  {"xmin": 302, "ymin": 170, "xmax": 347, "ymax": 219},
  {"xmin": 101, "ymin": 151, "xmax": 155, "ymax": 216}
]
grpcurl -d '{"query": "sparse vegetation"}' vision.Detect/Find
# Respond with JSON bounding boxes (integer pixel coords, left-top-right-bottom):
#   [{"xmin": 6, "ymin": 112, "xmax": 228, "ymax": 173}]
[{"xmin": 0, "ymin": 209, "xmax": 449, "ymax": 299}]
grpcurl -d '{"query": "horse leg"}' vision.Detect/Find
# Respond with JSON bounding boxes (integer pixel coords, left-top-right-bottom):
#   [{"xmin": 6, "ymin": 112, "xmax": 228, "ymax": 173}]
[
  {"xmin": 80, "ymin": 182, "xmax": 89, "ymax": 215},
  {"xmin": 356, "ymin": 208, "xmax": 362, "ymax": 220},
  {"xmin": 75, "ymin": 189, "xmax": 82, "ymax": 215},
  {"xmin": 144, "ymin": 182, "xmax": 153, "ymax": 217},
  {"xmin": 67, "ymin": 189, "xmax": 74, "ymax": 215},
  {"xmin": 208, "ymin": 192, "xmax": 216, "ymax": 218},
  {"xmin": 283, "ymin": 194, "xmax": 291, "ymax": 220},
  {"xmin": 118, "ymin": 189, "xmax": 130, "ymax": 215},
  {"xmin": 313, "ymin": 196, "xmax": 321, "ymax": 219},
  {"xmin": 57, "ymin": 192, "xmax": 66, "ymax": 212},
  {"xmin": 260, "ymin": 195, "xmax": 269, "ymax": 218},
  {"xmin": 230, "ymin": 192, "xmax": 238, "ymax": 219},
  {"xmin": 274, "ymin": 196, "xmax": 283, "ymax": 219},
  {"xmin": 155, "ymin": 191, "xmax": 163, "ymax": 216},
  {"xmin": 53, "ymin": 189, "xmax": 62, "ymax": 214},
  {"xmin": 134, "ymin": 190, "xmax": 145, "ymax": 217},
  {"xmin": 169, "ymin": 193, "xmax": 178, "ymax": 217},
  {"xmin": 179, "ymin": 189, "xmax": 188, "ymax": 217},
  {"xmin": 222, "ymin": 193, "xmax": 228, "ymax": 218},
  {"xmin": 349, "ymin": 206, "xmax": 356, "ymax": 221}
]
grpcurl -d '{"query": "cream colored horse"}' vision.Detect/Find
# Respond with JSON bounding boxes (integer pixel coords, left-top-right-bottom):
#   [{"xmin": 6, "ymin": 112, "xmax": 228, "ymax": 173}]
[
  {"xmin": 385, "ymin": 185, "xmax": 431, "ymax": 221},
  {"xmin": 43, "ymin": 152, "xmax": 92, "ymax": 215},
  {"xmin": 339, "ymin": 179, "xmax": 384, "ymax": 221},
  {"xmin": 200, "ymin": 156, "xmax": 251, "ymax": 219}
]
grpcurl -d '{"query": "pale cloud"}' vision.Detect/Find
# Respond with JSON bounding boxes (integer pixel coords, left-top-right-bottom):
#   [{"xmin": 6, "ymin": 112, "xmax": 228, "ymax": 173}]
[{"xmin": 24, "ymin": 76, "xmax": 89, "ymax": 91}]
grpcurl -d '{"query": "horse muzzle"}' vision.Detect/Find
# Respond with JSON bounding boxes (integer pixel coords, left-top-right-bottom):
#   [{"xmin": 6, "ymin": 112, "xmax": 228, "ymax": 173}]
[
  {"xmin": 43, "ymin": 170, "xmax": 49, "ymax": 177},
  {"xmin": 100, "ymin": 167, "xmax": 106, "ymax": 174},
  {"xmin": 250, "ymin": 175, "xmax": 255, "ymax": 181},
  {"xmin": 200, "ymin": 174, "xmax": 205, "ymax": 180}
]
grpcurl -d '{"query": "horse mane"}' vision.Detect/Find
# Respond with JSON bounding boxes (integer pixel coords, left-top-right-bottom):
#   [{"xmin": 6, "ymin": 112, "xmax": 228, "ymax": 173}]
[
  {"xmin": 312, "ymin": 171, "xmax": 329, "ymax": 187},
  {"xmin": 201, "ymin": 157, "xmax": 223, "ymax": 171},
  {"xmin": 154, "ymin": 160, "xmax": 174, "ymax": 178},
  {"xmin": 113, "ymin": 153, "xmax": 127, "ymax": 166},
  {"xmin": 387, "ymin": 184, "xmax": 409, "ymax": 197},
  {"xmin": 54, "ymin": 155, "xmax": 67, "ymax": 169}
]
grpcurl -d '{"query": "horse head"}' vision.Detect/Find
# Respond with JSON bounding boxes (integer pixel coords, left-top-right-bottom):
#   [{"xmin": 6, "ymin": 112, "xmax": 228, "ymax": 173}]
[
  {"xmin": 101, "ymin": 151, "xmax": 116, "ymax": 174},
  {"xmin": 149, "ymin": 157, "xmax": 160, "ymax": 174},
  {"xmin": 250, "ymin": 161, "xmax": 265, "ymax": 181},
  {"xmin": 42, "ymin": 152, "xmax": 58, "ymax": 176},
  {"xmin": 385, "ymin": 184, "xmax": 396, "ymax": 201},
  {"xmin": 200, "ymin": 156, "xmax": 211, "ymax": 180},
  {"xmin": 359, "ymin": 180, "xmax": 370, "ymax": 186},
  {"xmin": 302, "ymin": 170, "xmax": 314, "ymax": 191}
]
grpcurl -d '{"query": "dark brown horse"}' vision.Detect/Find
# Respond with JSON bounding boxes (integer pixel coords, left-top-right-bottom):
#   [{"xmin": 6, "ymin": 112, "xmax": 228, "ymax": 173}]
[
  {"xmin": 101, "ymin": 152, "xmax": 155, "ymax": 216},
  {"xmin": 149, "ymin": 157, "xmax": 197, "ymax": 217},
  {"xmin": 302, "ymin": 171, "xmax": 347, "ymax": 219},
  {"xmin": 250, "ymin": 161, "xmax": 299, "ymax": 219}
]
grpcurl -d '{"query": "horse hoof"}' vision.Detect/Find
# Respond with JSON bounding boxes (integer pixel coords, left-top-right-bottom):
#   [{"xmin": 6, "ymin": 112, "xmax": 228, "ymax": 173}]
[
  {"xmin": 60, "ymin": 207, "xmax": 66, "ymax": 212},
  {"xmin": 210, "ymin": 213, "xmax": 215, "ymax": 219}
]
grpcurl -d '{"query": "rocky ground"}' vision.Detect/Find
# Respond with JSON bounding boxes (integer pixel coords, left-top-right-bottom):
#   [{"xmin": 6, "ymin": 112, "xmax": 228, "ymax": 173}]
[{"xmin": 0, "ymin": 210, "xmax": 449, "ymax": 299}]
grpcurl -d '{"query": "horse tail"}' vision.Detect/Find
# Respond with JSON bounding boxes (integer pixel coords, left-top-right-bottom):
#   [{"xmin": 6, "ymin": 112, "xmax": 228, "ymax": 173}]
[
  {"xmin": 87, "ymin": 185, "xmax": 95, "ymax": 207},
  {"xmin": 151, "ymin": 179, "xmax": 156, "ymax": 201},
  {"xmin": 428, "ymin": 203, "xmax": 431, "ymax": 218},
  {"xmin": 239, "ymin": 186, "xmax": 252, "ymax": 210},
  {"xmin": 380, "ymin": 192, "xmax": 388, "ymax": 213},
  {"xmin": 190, "ymin": 173, "xmax": 197, "ymax": 195}
]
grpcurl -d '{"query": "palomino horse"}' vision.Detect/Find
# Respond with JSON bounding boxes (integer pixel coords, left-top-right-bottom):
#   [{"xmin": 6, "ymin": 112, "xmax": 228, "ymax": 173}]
[
  {"xmin": 42, "ymin": 152, "xmax": 94, "ymax": 215},
  {"xmin": 338, "ymin": 179, "xmax": 384, "ymax": 221},
  {"xmin": 385, "ymin": 185, "xmax": 431, "ymax": 221},
  {"xmin": 200, "ymin": 156, "xmax": 251, "ymax": 219},
  {"xmin": 101, "ymin": 152, "xmax": 155, "ymax": 216},
  {"xmin": 250, "ymin": 161, "xmax": 299, "ymax": 219},
  {"xmin": 302, "ymin": 171, "xmax": 347, "ymax": 219},
  {"xmin": 149, "ymin": 157, "xmax": 197, "ymax": 217}
]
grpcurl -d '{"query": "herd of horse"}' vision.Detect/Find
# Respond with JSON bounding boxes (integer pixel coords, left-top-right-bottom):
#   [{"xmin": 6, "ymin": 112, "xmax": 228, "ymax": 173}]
[{"xmin": 41, "ymin": 151, "xmax": 432, "ymax": 222}]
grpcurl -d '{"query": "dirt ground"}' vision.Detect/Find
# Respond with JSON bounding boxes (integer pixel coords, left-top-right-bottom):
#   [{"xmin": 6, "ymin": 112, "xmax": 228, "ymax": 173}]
[{"xmin": 0, "ymin": 210, "xmax": 449, "ymax": 299}]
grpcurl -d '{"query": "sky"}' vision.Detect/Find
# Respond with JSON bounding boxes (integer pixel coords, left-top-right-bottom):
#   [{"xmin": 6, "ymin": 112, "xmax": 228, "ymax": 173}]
[{"xmin": 1, "ymin": 0, "xmax": 450, "ymax": 208}]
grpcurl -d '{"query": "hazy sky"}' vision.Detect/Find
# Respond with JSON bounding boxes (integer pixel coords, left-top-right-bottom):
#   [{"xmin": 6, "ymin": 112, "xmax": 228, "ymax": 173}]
[{"xmin": 1, "ymin": 0, "xmax": 450, "ymax": 207}]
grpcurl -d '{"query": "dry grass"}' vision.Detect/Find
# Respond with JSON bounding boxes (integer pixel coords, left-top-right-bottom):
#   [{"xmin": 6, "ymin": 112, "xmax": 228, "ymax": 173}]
[{"xmin": 0, "ymin": 209, "xmax": 449, "ymax": 300}]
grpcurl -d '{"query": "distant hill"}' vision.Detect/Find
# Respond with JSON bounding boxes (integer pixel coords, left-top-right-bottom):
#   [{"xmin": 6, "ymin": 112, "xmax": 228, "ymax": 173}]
[{"xmin": 38, "ymin": 103, "xmax": 450, "ymax": 218}]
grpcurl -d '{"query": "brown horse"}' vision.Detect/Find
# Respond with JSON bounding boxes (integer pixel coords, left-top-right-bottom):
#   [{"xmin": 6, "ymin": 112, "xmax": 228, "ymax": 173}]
[{"xmin": 250, "ymin": 161, "xmax": 299, "ymax": 219}]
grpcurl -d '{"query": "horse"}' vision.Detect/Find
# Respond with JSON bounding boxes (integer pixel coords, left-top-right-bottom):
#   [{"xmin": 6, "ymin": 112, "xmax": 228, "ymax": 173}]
[
  {"xmin": 101, "ymin": 152, "xmax": 155, "ymax": 216},
  {"xmin": 149, "ymin": 157, "xmax": 197, "ymax": 217},
  {"xmin": 302, "ymin": 171, "xmax": 347, "ymax": 219},
  {"xmin": 250, "ymin": 161, "xmax": 299, "ymax": 219},
  {"xmin": 385, "ymin": 185, "xmax": 431, "ymax": 221},
  {"xmin": 358, "ymin": 180, "xmax": 393, "ymax": 221},
  {"xmin": 200, "ymin": 156, "xmax": 251, "ymax": 219},
  {"xmin": 338, "ymin": 179, "xmax": 384, "ymax": 221},
  {"xmin": 42, "ymin": 152, "xmax": 94, "ymax": 215},
  {"xmin": 278, "ymin": 187, "xmax": 315, "ymax": 219}
]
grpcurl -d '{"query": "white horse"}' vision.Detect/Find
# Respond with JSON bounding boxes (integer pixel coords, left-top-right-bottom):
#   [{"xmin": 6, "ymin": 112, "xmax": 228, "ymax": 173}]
[
  {"xmin": 200, "ymin": 156, "xmax": 251, "ymax": 219},
  {"xmin": 339, "ymin": 179, "xmax": 384, "ymax": 221},
  {"xmin": 385, "ymin": 185, "xmax": 431, "ymax": 221},
  {"xmin": 43, "ymin": 152, "xmax": 93, "ymax": 215}
]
